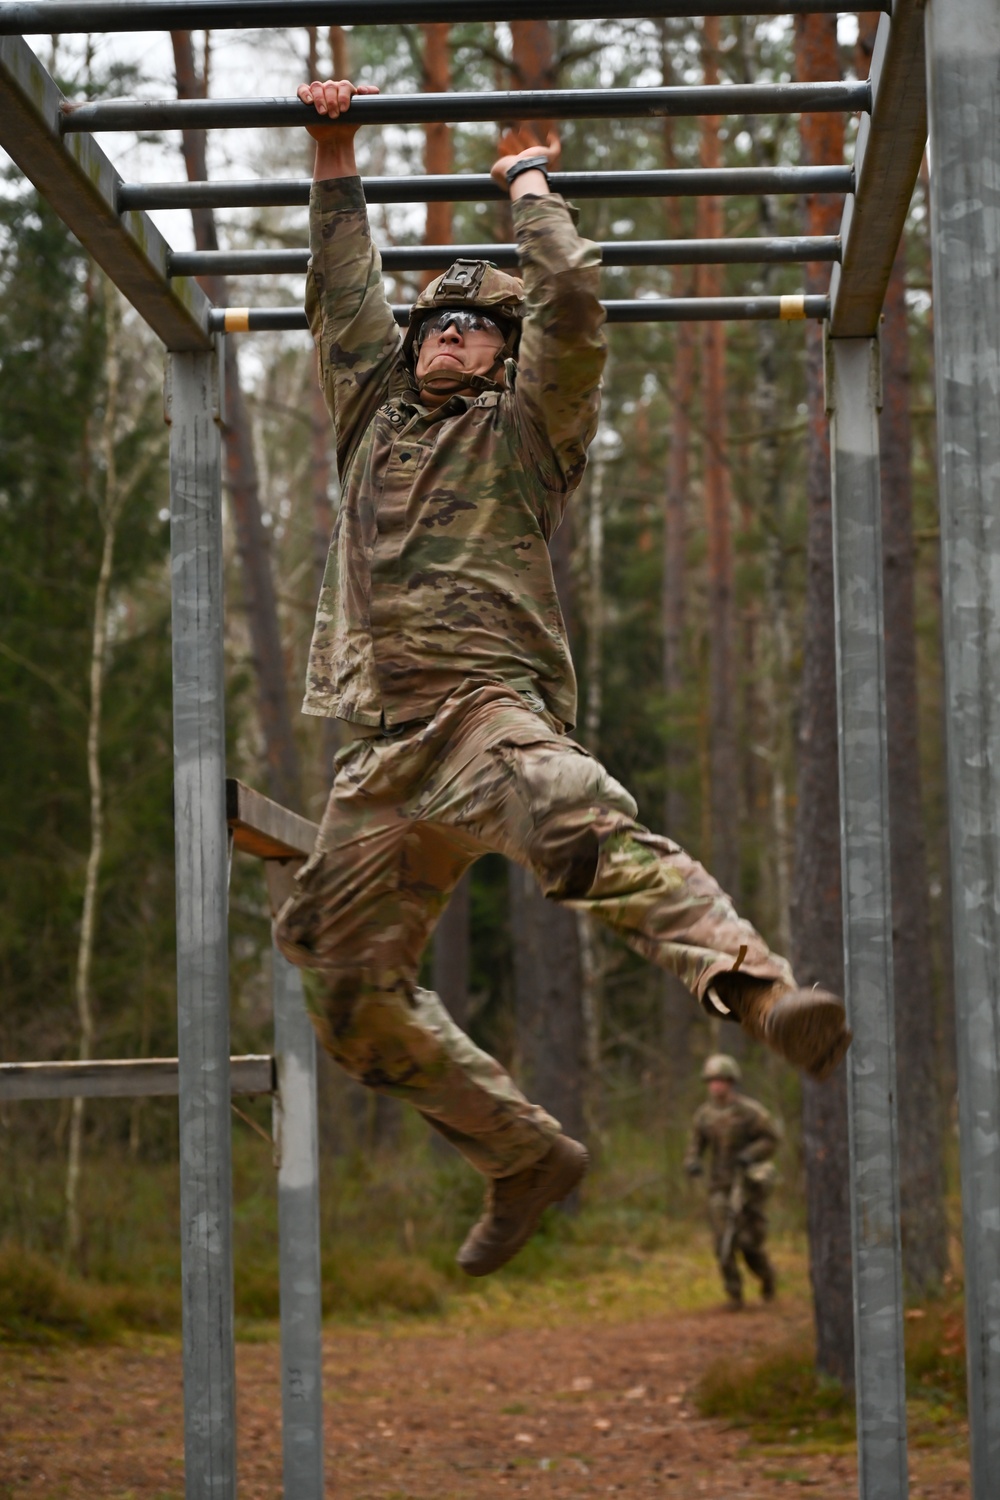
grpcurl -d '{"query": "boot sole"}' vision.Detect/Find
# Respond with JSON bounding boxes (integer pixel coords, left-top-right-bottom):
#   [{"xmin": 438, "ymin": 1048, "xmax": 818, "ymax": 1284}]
[
  {"xmin": 767, "ymin": 990, "xmax": 852, "ymax": 1080},
  {"xmin": 457, "ymin": 1144, "xmax": 589, "ymax": 1278}
]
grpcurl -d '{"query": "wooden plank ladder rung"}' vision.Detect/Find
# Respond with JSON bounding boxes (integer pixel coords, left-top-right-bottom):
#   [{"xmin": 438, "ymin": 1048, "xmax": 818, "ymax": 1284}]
[
  {"xmin": 226, "ymin": 777, "xmax": 318, "ymax": 861},
  {"xmin": 0, "ymin": 1055, "xmax": 276, "ymax": 1101}
]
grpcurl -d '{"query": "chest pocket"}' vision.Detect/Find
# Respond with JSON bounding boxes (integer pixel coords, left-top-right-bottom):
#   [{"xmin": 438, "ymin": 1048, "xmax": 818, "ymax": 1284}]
[{"xmin": 391, "ymin": 442, "xmax": 434, "ymax": 475}]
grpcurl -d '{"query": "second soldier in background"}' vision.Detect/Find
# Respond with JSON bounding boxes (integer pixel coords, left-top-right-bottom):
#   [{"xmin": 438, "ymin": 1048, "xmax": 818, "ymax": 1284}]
[{"xmin": 685, "ymin": 1055, "xmax": 780, "ymax": 1309}]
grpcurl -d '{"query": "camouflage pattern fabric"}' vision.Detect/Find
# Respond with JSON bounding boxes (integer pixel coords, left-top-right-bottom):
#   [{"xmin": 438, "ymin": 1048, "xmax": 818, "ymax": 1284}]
[
  {"xmin": 686, "ymin": 1093, "xmax": 781, "ymax": 1301},
  {"xmin": 302, "ymin": 177, "xmax": 606, "ymax": 730},
  {"xmin": 684, "ymin": 1093, "xmax": 781, "ymax": 1194},
  {"xmin": 275, "ymin": 681, "xmax": 794, "ymax": 1178},
  {"xmin": 707, "ymin": 1186, "xmax": 775, "ymax": 1304}
]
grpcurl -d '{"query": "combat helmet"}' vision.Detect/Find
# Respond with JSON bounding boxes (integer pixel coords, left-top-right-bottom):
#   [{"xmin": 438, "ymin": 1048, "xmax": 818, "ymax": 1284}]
[
  {"xmin": 404, "ymin": 258, "xmax": 525, "ymax": 393},
  {"xmin": 702, "ymin": 1053, "xmax": 741, "ymax": 1084}
]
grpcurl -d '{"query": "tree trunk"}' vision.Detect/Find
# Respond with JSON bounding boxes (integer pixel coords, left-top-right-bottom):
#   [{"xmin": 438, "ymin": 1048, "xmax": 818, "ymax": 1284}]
[
  {"xmin": 66, "ymin": 280, "xmax": 126, "ymax": 1262},
  {"xmin": 510, "ymin": 864, "xmax": 587, "ymax": 1144},
  {"xmin": 854, "ymin": 9, "xmax": 947, "ymax": 1299},
  {"xmin": 880, "ymin": 235, "xmax": 947, "ymax": 1294},
  {"xmin": 698, "ymin": 18, "xmax": 740, "ymax": 903},
  {"xmin": 659, "ymin": 48, "xmax": 698, "ymax": 1082},
  {"xmin": 735, "ymin": 15, "xmax": 793, "ymax": 956},
  {"xmin": 578, "ymin": 401, "xmax": 609, "ymax": 1135},
  {"xmin": 792, "ymin": 12, "xmax": 854, "ymax": 1388},
  {"xmin": 330, "ymin": 25, "xmax": 350, "ymax": 78},
  {"xmin": 582, "ymin": 433, "xmax": 606, "ymax": 755},
  {"xmin": 510, "ymin": 19, "xmax": 556, "ymax": 130},
  {"xmin": 433, "ymin": 871, "xmax": 472, "ymax": 1029},
  {"xmin": 171, "ymin": 30, "xmax": 302, "ymax": 812},
  {"xmin": 662, "ymin": 327, "xmax": 692, "ymax": 841},
  {"xmin": 421, "ymin": 23, "xmax": 453, "ymax": 288}
]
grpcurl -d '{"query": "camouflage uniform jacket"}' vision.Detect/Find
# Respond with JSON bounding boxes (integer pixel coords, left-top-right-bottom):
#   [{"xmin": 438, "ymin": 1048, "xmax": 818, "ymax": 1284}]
[
  {"xmin": 303, "ymin": 177, "xmax": 606, "ymax": 729},
  {"xmin": 684, "ymin": 1093, "xmax": 780, "ymax": 1194}
]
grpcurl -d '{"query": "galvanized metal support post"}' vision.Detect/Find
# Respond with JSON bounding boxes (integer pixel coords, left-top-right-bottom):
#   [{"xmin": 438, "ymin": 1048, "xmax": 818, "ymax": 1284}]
[
  {"xmin": 166, "ymin": 346, "xmax": 236, "ymax": 1500},
  {"xmin": 272, "ymin": 942, "xmax": 325, "ymax": 1500},
  {"xmin": 925, "ymin": 1, "xmax": 1000, "ymax": 1492},
  {"xmin": 826, "ymin": 333, "xmax": 908, "ymax": 1500}
]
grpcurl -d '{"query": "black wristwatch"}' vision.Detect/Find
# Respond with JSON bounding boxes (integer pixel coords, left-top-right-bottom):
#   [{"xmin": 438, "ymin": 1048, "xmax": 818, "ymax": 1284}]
[{"xmin": 505, "ymin": 155, "xmax": 551, "ymax": 190}]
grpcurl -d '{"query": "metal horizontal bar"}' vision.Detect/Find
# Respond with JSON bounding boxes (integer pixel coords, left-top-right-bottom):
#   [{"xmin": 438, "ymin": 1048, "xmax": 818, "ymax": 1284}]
[
  {"xmin": 62, "ymin": 81, "xmax": 872, "ymax": 135},
  {"xmin": 121, "ymin": 164, "xmax": 855, "ymax": 212},
  {"xmin": 0, "ymin": 0, "xmax": 877, "ymax": 37},
  {"xmin": 226, "ymin": 777, "xmax": 318, "ymax": 860},
  {"xmin": 0, "ymin": 1055, "xmax": 276, "ymax": 1101},
  {"xmin": 0, "ymin": 35, "xmax": 211, "ymax": 350},
  {"xmin": 171, "ymin": 236, "xmax": 840, "ymax": 278},
  {"xmin": 829, "ymin": 1, "xmax": 927, "ymax": 335},
  {"xmin": 212, "ymin": 294, "xmax": 827, "ymax": 332},
  {"xmin": 599, "ymin": 294, "xmax": 828, "ymax": 321}
]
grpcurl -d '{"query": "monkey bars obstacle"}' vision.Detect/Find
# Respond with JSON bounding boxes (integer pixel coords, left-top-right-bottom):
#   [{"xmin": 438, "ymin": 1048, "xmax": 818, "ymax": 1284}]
[{"xmin": 2, "ymin": 4, "xmax": 998, "ymax": 1500}]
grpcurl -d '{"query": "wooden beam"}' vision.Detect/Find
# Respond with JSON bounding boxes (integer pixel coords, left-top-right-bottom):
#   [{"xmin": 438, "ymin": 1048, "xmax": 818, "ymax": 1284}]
[
  {"xmin": 226, "ymin": 778, "xmax": 319, "ymax": 860},
  {"xmin": 829, "ymin": 0, "xmax": 927, "ymax": 337},
  {"xmin": 0, "ymin": 1055, "xmax": 276, "ymax": 1101},
  {"xmin": 0, "ymin": 35, "xmax": 212, "ymax": 351}
]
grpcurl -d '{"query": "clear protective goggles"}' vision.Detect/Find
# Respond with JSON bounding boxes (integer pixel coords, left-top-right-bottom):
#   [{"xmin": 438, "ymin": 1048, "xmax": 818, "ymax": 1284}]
[{"xmin": 414, "ymin": 308, "xmax": 505, "ymax": 349}]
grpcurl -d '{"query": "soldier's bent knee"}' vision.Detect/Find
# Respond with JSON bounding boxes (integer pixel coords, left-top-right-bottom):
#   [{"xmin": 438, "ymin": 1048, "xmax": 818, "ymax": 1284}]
[{"xmin": 528, "ymin": 805, "xmax": 637, "ymax": 900}]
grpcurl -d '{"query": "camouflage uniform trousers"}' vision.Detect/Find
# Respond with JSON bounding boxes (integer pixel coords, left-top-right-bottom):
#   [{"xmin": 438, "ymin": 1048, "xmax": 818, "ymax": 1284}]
[
  {"xmin": 274, "ymin": 679, "xmax": 794, "ymax": 1178},
  {"xmin": 708, "ymin": 1184, "xmax": 776, "ymax": 1303}
]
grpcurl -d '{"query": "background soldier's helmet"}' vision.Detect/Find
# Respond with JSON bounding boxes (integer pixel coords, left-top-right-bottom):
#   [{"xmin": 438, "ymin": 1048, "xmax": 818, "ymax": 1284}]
[
  {"xmin": 403, "ymin": 258, "xmax": 526, "ymax": 366},
  {"xmin": 702, "ymin": 1053, "xmax": 741, "ymax": 1084}
]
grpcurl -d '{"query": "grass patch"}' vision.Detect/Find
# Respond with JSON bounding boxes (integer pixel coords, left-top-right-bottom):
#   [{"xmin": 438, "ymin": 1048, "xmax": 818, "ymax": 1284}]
[
  {"xmin": 696, "ymin": 1290, "xmax": 969, "ymax": 1449},
  {"xmin": 231, "ymin": 1247, "xmax": 449, "ymax": 1325},
  {"xmin": 905, "ymin": 1301, "xmax": 966, "ymax": 1411},
  {"xmin": 324, "ymin": 1250, "xmax": 447, "ymax": 1317},
  {"xmin": 0, "ymin": 1242, "xmax": 179, "ymax": 1345},
  {"xmin": 696, "ymin": 1340, "xmax": 855, "ymax": 1446}
]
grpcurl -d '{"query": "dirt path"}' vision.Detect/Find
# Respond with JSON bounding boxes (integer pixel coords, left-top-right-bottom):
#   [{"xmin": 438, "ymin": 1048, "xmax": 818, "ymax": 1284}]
[{"xmin": 1, "ymin": 1300, "xmax": 968, "ymax": 1499}]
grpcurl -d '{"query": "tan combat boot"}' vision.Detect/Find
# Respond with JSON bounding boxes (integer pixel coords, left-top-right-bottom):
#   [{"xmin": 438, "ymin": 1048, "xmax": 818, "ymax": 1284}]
[
  {"xmin": 711, "ymin": 978, "xmax": 852, "ymax": 1081},
  {"xmin": 457, "ymin": 1135, "xmax": 589, "ymax": 1277}
]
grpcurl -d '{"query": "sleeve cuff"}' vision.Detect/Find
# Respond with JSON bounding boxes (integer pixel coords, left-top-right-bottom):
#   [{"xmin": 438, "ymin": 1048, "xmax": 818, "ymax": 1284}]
[
  {"xmin": 511, "ymin": 192, "xmax": 580, "ymax": 231},
  {"xmin": 310, "ymin": 176, "xmax": 367, "ymax": 214}
]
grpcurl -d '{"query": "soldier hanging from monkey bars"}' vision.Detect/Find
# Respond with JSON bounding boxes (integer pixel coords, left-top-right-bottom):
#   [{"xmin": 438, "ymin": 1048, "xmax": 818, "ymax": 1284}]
[{"xmin": 275, "ymin": 77, "xmax": 851, "ymax": 1277}]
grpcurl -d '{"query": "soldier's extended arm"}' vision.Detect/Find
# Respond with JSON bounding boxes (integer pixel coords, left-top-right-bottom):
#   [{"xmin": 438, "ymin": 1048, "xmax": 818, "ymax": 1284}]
[
  {"xmin": 502, "ymin": 146, "xmax": 607, "ymax": 532},
  {"xmin": 300, "ymin": 79, "xmax": 403, "ymax": 478}
]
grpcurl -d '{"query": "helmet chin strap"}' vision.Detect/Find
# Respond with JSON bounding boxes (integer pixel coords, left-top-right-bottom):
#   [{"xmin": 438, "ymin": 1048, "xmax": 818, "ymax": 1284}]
[
  {"xmin": 416, "ymin": 349, "xmax": 509, "ymax": 400},
  {"xmin": 417, "ymin": 368, "xmax": 475, "ymax": 397}
]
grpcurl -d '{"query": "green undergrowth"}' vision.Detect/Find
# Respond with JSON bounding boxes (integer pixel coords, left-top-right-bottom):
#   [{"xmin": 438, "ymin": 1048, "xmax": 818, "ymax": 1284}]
[
  {"xmin": 0, "ymin": 1114, "xmax": 804, "ymax": 1346},
  {"xmin": 695, "ymin": 1293, "xmax": 968, "ymax": 1450},
  {"xmin": 0, "ymin": 1242, "xmax": 179, "ymax": 1346},
  {"xmin": 697, "ymin": 1340, "xmax": 856, "ymax": 1447}
]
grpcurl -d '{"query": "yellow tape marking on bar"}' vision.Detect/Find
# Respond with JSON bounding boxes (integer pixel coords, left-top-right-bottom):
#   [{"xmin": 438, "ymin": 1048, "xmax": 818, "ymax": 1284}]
[
  {"xmin": 779, "ymin": 294, "xmax": 807, "ymax": 321},
  {"xmin": 225, "ymin": 309, "xmax": 251, "ymax": 332}
]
